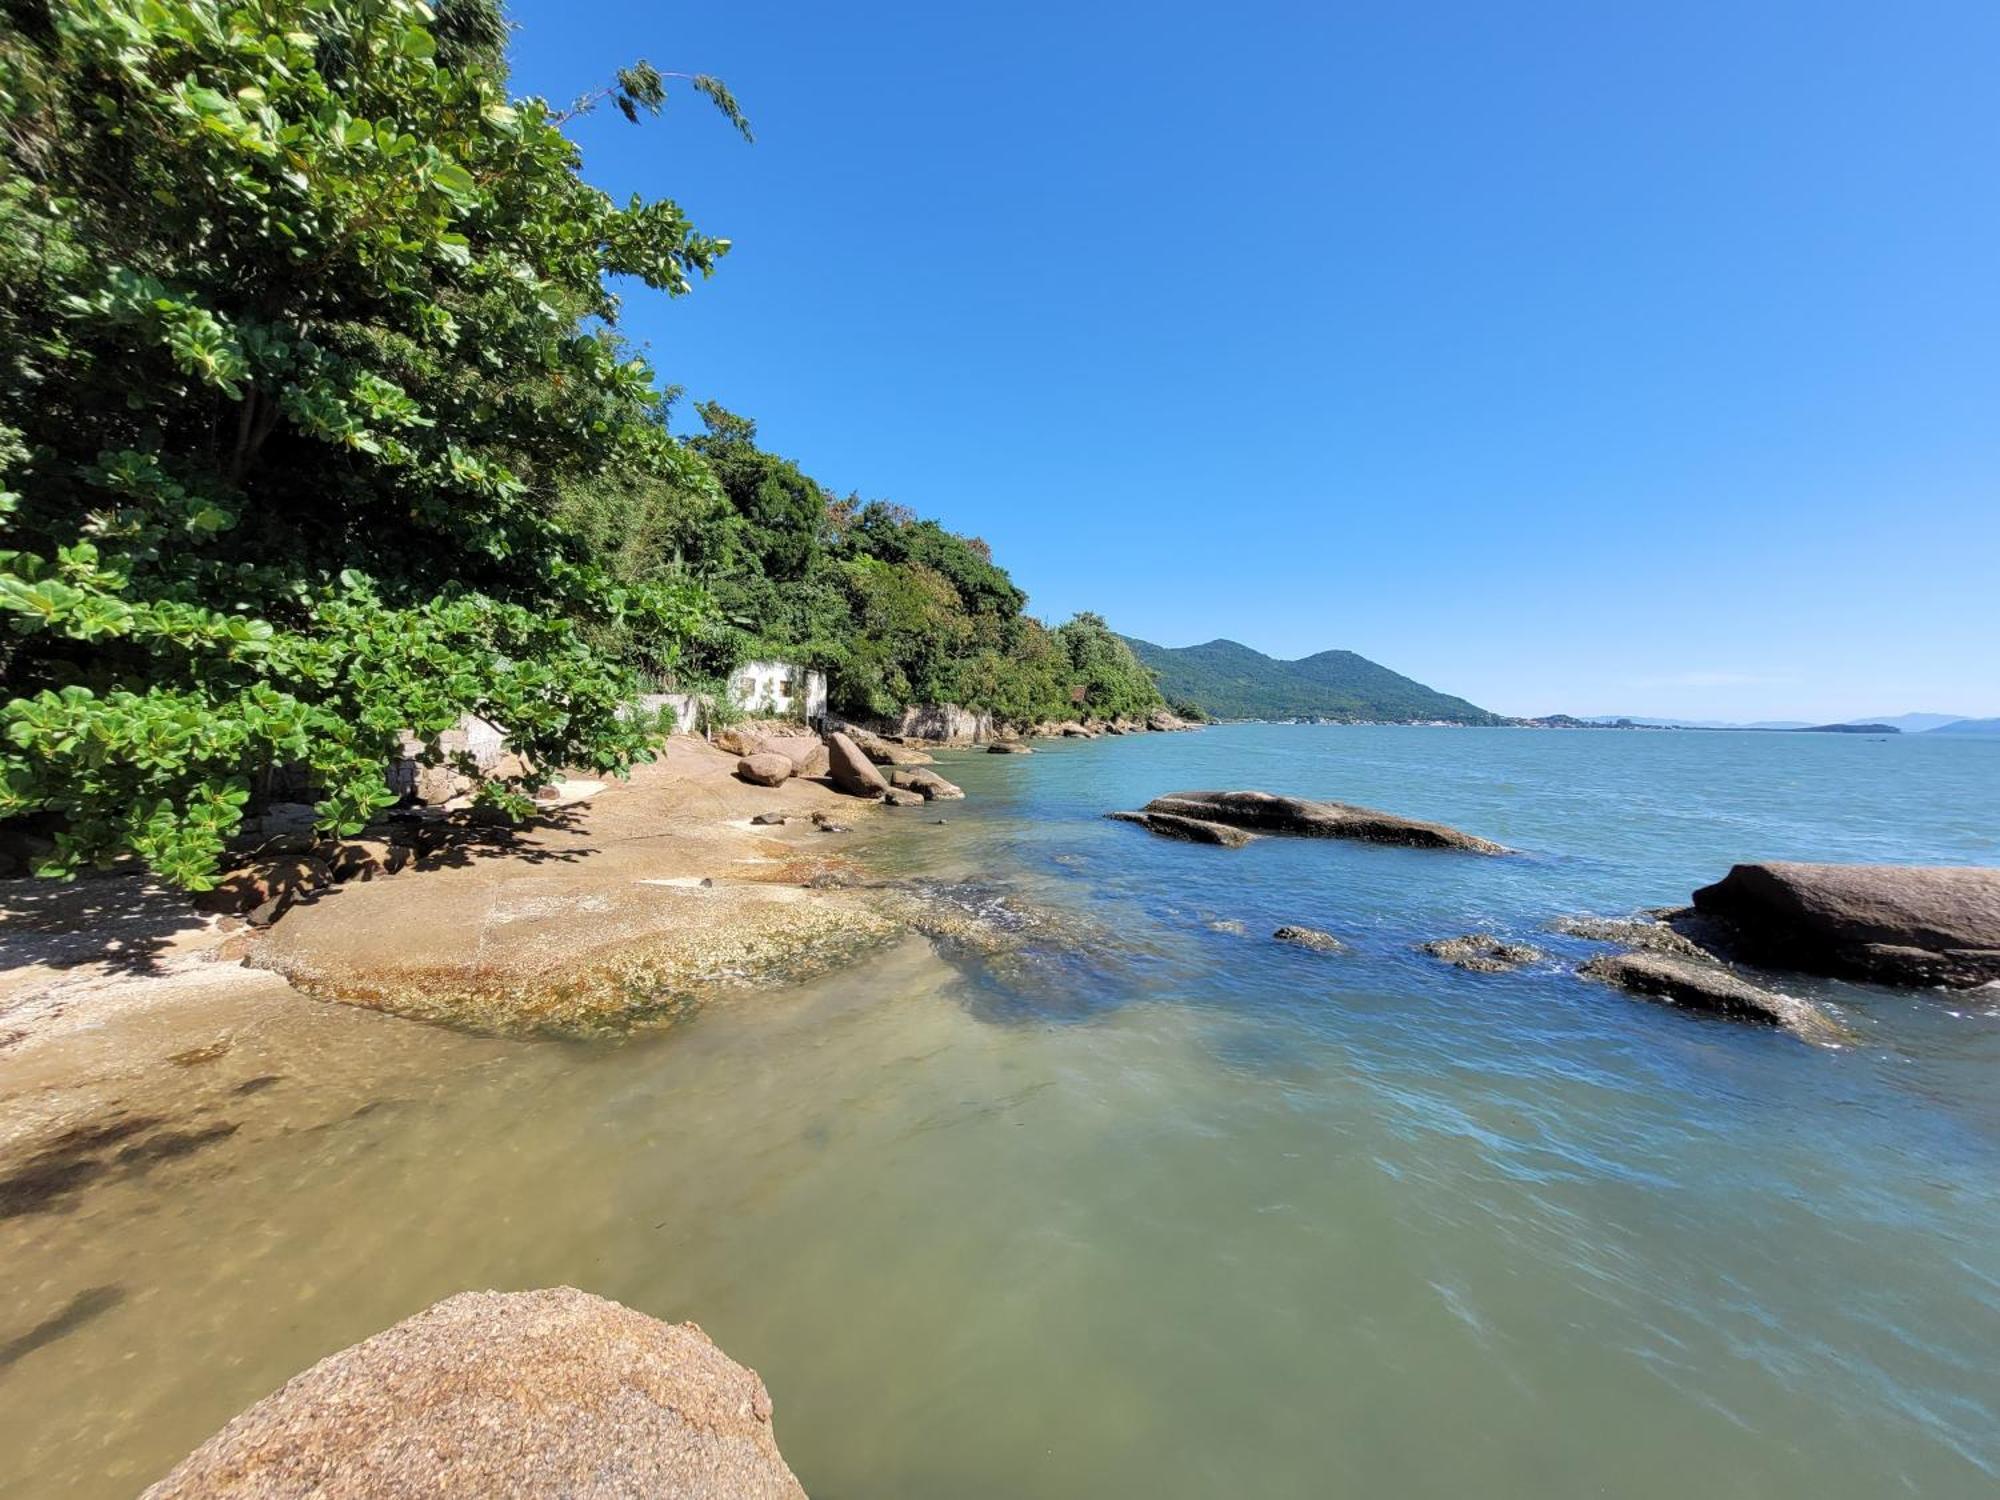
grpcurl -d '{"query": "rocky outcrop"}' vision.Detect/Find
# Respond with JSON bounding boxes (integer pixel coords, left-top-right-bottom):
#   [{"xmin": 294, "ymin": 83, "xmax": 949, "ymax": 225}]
[
  {"xmin": 192, "ymin": 855, "xmax": 331, "ymax": 917},
  {"xmin": 1274, "ymin": 924, "xmax": 1344, "ymax": 952},
  {"xmin": 987, "ymin": 742, "xmax": 1032, "ymax": 754},
  {"xmin": 752, "ymin": 735, "xmax": 830, "ymax": 779},
  {"xmin": 824, "ymin": 732, "xmax": 889, "ymax": 798},
  {"xmin": 736, "ymin": 753, "xmax": 792, "ymax": 787},
  {"xmin": 1137, "ymin": 791, "xmax": 1507, "ymax": 854},
  {"xmin": 1689, "ymin": 862, "xmax": 2000, "ymax": 988},
  {"xmin": 888, "ymin": 767, "xmax": 964, "ymax": 801},
  {"xmin": 1147, "ymin": 709, "xmax": 1196, "ymax": 732},
  {"xmin": 1105, "ymin": 810, "xmax": 1257, "ymax": 847},
  {"xmin": 1422, "ymin": 934, "xmax": 1544, "ymax": 972},
  {"xmin": 836, "ymin": 725, "xmax": 934, "ymax": 766},
  {"xmin": 140, "ymin": 1288, "xmax": 806, "ymax": 1500},
  {"xmin": 893, "ymin": 703, "xmax": 993, "ymax": 744},
  {"xmin": 1578, "ymin": 951, "xmax": 1847, "ymax": 1043},
  {"xmin": 1548, "ymin": 912, "xmax": 1712, "ymax": 960}
]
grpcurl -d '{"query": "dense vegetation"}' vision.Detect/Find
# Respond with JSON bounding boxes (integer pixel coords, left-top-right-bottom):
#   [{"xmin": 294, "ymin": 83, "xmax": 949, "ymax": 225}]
[
  {"xmin": 0, "ymin": 0, "xmax": 1155, "ymax": 887},
  {"xmin": 1122, "ymin": 637, "xmax": 1497, "ymax": 724}
]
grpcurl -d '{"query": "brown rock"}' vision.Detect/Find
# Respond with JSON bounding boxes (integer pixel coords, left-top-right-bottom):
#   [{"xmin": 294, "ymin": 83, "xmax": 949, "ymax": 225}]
[
  {"xmin": 1274, "ymin": 924, "xmax": 1344, "ymax": 952},
  {"xmin": 1141, "ymin": 790, "xmax": 1506, "ymax": 854},
  {"xmin": 326, "ymin": 839, "xmax": 407, "ymax": 883},
  {"xmin": 888, "ymin": 767, "xmax": 965, "ymax": 800},
  {"xmin": 882, "ymin": 787, "xmax": 927, "ymax": 807},
  {"xmin": 193, "ymin": 856, "xmax": 332, "ymax": 916},
  {"xmin": 987, "ymin": 742, "xmax": 1032, "ymax": 754},
  {"xmin": 1690, "ymin": 861, "xmax": 2000, "ymax": 988},
  {"xmin": 712, "ymin": 728, "xmax": 759, "ymax": 757},
  {"xmin": 839, "ymin": 726, "xmax": 935, "ymax": 766},
  {"xmin": 1578, "ymin": 951, "xmax": 1848, "ymax": 1044},
  {"xmin": 825, "ymin": 732, "xmax": 889, "ymax": 798},
  {"xmin": 753, "ymin": 735, "xmax": 831, "ymax": 779},
  {"xmin": 1105, "ymin": 810, "xmax": 1257, "ymax": 847},
  {"xmin": 139, "ymin": 1288, "xmax": 807, "ymax": 1500},
  {"xmin": 1422, "ymin": 933, "xmax": 1544, "ymax": 972},
  {"xmin": 736, "ymin": 753, "xmax": 792, "ymax": 788}
]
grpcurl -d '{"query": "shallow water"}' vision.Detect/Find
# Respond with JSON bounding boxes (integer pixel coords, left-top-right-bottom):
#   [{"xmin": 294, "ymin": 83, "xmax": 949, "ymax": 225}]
[{"xmin": 4, "ymin": 725, "xmax": 1999, "ymax": 1497}]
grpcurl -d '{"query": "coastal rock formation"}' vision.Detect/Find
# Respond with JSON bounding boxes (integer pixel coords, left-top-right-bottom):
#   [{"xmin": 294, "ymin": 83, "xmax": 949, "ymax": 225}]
[
  {"xmin": 1274, "ymin": 924, "xmax": 1344, "ymax": 952},
  {"xmin": 888, "ymin": 767, "xmax": 965, "ymax": 800},
  {"xmin": 825, "ymin": 733, "xmax": 890, "ymax": 799},
  {"xmin": 1147, "ymin": 709, "xmax": 1195, "ymax": 731},
  {"xmin": 893, "ymin": 703, "xmax": 993, "ymax": 744},
  {"xmin": 1548, "ymin": 912, "xmax": 1712, "ymax": 960},
  {"xmin": 752, "ymin": 735, "xmax": 830, "ymax": 779},
  {"xmin": 1423, "ymin": 933, "xmax": 1544, "ymax": 972},
  {"xmin": 140, "ymin": 1288, "xmax": 807, "ymax": 1500},
  {"xmin": 192, "ymin": 855, "xmax": 331, "ymax": 916},
  {"xmin": 1578, "ymin": 951, "xmax": 1847, "ymax": 1044},
  {"xmin": 987, "ymin": 741, "xmax": 1032, "ymax": 754},
  {"xmin": 1138, "ymin": 791, "xmax": 1507, "ymax": 854},
  {"xmin": 1689, "ymin": 862, "xmax": 2000, "ymax": 988},
  {"xmin": 736, "ymin": 753, "xmax": 792, "ymax": 788},
  {"xmin": 881, "ymin": 787, "xmax": 926, "ymax": 807},
  {"xmin": 837, "ymin": 726, "xmax": 935, "ymax": 766},
  {"xmin": 1105, "ymin": 810, "xmax": 1257, "ymax": 847}
]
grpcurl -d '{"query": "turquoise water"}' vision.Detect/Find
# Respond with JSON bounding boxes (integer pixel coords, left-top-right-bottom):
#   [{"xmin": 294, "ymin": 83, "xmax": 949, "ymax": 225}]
[{"xmin": 4, "ymin": 725, "xmax": 1999, "ymax": 1497}]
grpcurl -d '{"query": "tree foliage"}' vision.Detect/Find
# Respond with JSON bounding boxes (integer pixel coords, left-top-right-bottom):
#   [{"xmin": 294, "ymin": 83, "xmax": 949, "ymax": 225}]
[
  {"xmin": 0, "ymin": 0, "xmax": 1157, "ymax": 891},
  {"xmin": 0, "ymin": 0, "xmax": 729, "ymax": 885}
]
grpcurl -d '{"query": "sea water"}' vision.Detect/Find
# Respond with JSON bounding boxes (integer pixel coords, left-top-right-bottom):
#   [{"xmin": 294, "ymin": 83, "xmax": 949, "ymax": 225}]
[{"xmin": 2, "ymin": 725, "xmax": 1997, "ymax": 1498}]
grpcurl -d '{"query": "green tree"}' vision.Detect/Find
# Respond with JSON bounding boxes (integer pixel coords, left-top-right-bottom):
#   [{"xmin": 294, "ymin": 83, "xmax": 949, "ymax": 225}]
[{"xmin": 0, "ymin": 0, "xmax": 738, "ymax": 885}]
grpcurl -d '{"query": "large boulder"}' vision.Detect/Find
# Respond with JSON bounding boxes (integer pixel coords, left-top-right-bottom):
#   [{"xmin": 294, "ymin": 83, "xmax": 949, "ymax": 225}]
[
  {"xmin": 837, "ymin": 726, "xmax": 934, "ymax": 766},
  {"xmin": 753, "ymin": 735, "xmax": 830, "ymax": 779},
  {"xmin": 736, "ymin": 753, "xmax": 792, "ymax": 788},
  {"xmin": 1578, "ymin": 951, "xmax": 1848, "ymax": 1044},
  {"xmin": 1140, "ymin": 790, "xmax": 1506, "ymax": 854},
  {"xmin": 1105, "ymin": 810, "xmax": 1256, "ymax": 847},
  {"xmin": 1691, "ymin": 862, "xmax": 2000, "ymax": 988},
  {"xmin": 140, "ymin": 1288, "xmax": 806, "ymax": 1500},
  {"xmin": 825, "ymin": 732, "xmax": 889, "ymax": 798},
  {"xmin": 888, "ymin": 766, "xmax": 964, "ymax": 801},
  {"xmin": 987, "ymin": 741, "xmax": 1032, "ymax": 754}
]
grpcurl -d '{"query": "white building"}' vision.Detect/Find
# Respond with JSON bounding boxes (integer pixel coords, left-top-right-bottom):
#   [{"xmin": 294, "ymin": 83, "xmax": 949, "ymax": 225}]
[{"xmin": 727, "ymin": 660, "xmax": 827, "ymax": 722}]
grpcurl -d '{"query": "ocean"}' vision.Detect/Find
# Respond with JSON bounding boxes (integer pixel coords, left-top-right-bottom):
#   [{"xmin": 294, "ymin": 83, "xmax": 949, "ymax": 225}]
[{"xmin": 4, "ymin": 724, "xmax": 1997, "ymax": 1497}]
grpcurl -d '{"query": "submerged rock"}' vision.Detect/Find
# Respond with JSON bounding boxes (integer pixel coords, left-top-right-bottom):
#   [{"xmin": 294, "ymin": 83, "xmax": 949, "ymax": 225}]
[
  {"xmin": 1578, "ymin": 951, "xmax": 1848, "ymax": 1044},
  {"xmin": 1548, "ymin": 912, "xmax": 1711, "ymax": 960},
  {"xmin": 1139, "ymin": 791, "xmax": 1506, "ymax": 854},
  {"xmin": 1274, "ymin": 924, "xmax": 1344, "ymax": 953},
  {"xmin": 987, "ymin": 742, "xmax": 1032, "ymax": 754},
  {"xmin": 881, "ymin": 787, "xmax": 927, "ymax": 808},
  {"xmin": 1690, "ymin": 862, "xmax": 2000, "ymax": 988},
  {"xmin": 1105, "ymin": 810, "xmax": 1257, "ymax": 847},
  {"xmin": 825, "ymin": 732, "xmax": 889, "ymax": 799},
  {"xmin": 140, "ymin": 1288, "xmax": 807, "ymax": 1500},
  {"xmin": 1422, "ymin": 933, "xmax": 1545, "ymax": 972}
]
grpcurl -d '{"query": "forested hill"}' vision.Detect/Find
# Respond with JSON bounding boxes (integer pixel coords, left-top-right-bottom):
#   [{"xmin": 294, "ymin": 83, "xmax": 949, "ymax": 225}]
[{"xmin": 1123, "ymin": 638, "xmax": 1500, "ymax": 724}]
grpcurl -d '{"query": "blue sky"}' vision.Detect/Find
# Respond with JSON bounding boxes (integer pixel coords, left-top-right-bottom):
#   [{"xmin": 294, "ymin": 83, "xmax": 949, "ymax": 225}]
[{"xmin": 502, "ymin": 1, "xmax": 1998, "ymax": 721}]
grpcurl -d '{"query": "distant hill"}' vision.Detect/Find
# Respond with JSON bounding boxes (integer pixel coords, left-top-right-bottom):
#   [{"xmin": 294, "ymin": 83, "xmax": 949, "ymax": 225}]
[
  {"xmin": 1121, "ymin": 637, "xmax": 1500, "ymax": 724},
  {"xmin": 1929, "ymin": 717, "xmax": 2000, "ymax": 736}
]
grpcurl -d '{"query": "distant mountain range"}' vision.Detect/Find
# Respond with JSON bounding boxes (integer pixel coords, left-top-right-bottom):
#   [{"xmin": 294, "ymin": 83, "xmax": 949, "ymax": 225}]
[
  {"xmin": 1121, "ymin": 637, "xmax": 1500, "ymax": 724},
  {"xmin": 1571, "ymin": 712, "xmax": 1999, "ymax": 735}
]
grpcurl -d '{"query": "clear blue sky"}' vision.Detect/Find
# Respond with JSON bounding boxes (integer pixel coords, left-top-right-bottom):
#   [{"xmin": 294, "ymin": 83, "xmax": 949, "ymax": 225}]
[{"xmin": 502, "ymin": 0, "xmax": 1998, "ymax": 721}]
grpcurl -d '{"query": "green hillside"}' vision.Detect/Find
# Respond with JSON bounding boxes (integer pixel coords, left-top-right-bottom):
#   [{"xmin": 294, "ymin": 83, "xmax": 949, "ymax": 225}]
[{"xmin": 1122, "ymin": 638, "xmax": 1500, "ymax": 724}]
